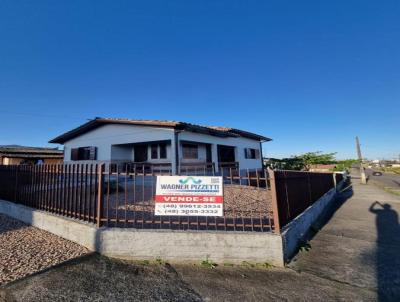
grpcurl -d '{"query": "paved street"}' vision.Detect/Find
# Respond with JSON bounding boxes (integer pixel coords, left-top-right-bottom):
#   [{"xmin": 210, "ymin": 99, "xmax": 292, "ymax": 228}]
[
  {"xmin": 365, "ymin": 168, "xmax": 400, "ymax": 192},
  {"xmin": 1, "ymin": 180, "xmax": 400, "ymax": 301}
]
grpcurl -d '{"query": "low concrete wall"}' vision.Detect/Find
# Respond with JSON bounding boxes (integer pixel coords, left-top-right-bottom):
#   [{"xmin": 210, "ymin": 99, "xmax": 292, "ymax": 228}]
[
  {"xmin": 0, "ymin": 175, "xmax": 347, "ymax": 267},
  {"xmin": 281, "ymin": 177, "xmax": 347, "ymax": 261},
  {"xmin": 98, "ymin": 228, "xmax": 284, "ymax": 266},
  {"xmin": 0, "ymin": 199, "xmax": 284, "ymax": 266}
]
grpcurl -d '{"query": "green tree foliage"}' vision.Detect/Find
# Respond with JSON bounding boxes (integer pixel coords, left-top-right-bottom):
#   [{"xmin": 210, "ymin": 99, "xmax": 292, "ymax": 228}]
[
  {"xmin": 265, "ymin": 152, "xmax": 357, "ymax": 171},
  {"xmin": 332, "ymin": 159, "xmax": 360, "ymax": 172}
]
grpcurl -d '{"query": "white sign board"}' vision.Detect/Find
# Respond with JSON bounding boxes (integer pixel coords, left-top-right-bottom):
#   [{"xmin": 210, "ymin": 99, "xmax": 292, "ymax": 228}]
[{"xmin": 155, "ymin": 176, "xmax": 223, "ymax": 216}]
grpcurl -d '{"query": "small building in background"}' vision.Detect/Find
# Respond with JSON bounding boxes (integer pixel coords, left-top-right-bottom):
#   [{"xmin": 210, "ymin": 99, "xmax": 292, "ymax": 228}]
[
  {"xmin": 309, "ymin": 164, "xmax": 337, "ymax": 172},
  {"xmin": 0, "ymin": 145, "xmax": 63, "ymax": 165}
]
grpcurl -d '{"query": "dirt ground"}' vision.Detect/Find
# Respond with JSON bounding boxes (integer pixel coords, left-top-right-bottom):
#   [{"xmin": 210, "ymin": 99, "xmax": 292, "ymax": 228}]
[{"xmin": 0, "ymin": 254, "xmax": 374, "ymax": 302}]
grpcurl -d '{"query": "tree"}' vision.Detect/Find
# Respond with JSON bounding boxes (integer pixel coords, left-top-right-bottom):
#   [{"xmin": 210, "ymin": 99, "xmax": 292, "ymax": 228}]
[
  {"xmin": 264, "ymin": 152, "xmax": 358, "ymax": 171},
  {"xmin": 265, "ymin": 152, "xmax": 336, "ymax": 171},
  {"xmin": 293, "ymin": 151, "xmax": 337, "ymax": 171}
]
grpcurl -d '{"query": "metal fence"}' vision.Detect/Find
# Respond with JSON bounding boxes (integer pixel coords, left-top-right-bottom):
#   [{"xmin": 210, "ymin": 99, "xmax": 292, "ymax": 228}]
[
  {"xmin": 0, "ymin": 164, "xmax": 343, "ymax": 233},
  {"xmin": 271, "ymin": 170, "xmax": 338, "ymax": 228},
  {"xmin": 0, "ymin": 164, "xmax": 275, "ymax": 232}
]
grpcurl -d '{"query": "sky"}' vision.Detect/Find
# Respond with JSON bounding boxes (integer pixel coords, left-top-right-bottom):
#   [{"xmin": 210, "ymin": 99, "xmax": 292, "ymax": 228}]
[{"xmin": 0, "ymin": 1, "xmax": 399, "ymax": 160}]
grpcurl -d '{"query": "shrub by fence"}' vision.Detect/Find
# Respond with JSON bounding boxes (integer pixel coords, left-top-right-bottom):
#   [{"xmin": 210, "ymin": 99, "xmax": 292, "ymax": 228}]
[{"xmin": 0, "ymin": 164, "xmax": 343, "ymax": 233}]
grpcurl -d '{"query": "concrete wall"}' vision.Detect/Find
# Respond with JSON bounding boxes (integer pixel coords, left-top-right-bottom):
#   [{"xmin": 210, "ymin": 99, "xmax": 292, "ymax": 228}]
[
  {"xmin": 98, "ymin": 228, "xmax": 284, "ymax": 266},
  {"xmin": 281, "ymin": 176, "xmax": 347, "ymax": 261},
  {"xmin": 0, "ymin": 199, "xmax": 284, "ymax": 266}
]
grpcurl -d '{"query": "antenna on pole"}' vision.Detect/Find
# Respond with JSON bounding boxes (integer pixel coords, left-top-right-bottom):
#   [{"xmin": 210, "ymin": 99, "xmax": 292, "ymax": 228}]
[{"xmin": 356, "ymin": 136, "xmax": 367, "ymax": 184}]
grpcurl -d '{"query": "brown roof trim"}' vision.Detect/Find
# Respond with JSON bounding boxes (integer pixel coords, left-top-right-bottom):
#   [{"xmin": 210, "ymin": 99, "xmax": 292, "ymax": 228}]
[
  {"xmin": 0, "ymin": 153, "xmax": 63, "ymax": 159},
  {"xmin": 49, "ymin": 118, "xmax": 271, "ymax": 144},
  {"xmin": 0, "ymin": 145, "xmax": 63, "ymax": 155}
]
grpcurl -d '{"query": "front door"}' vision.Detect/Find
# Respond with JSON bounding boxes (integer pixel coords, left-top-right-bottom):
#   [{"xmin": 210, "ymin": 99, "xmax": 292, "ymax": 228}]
[
  {"xmin": 134, "ymin": 144, "xmax": 148, "ymax": 162},
  {"xmin": 217, "ymin": 145, "xmax": 235, "ymax": 163}
]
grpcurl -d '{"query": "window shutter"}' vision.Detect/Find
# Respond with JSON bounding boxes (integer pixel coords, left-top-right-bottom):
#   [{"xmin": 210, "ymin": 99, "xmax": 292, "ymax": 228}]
[
  {"xmin": 255, "ymin": 149, "xmax": 260, "ymax": 159},
  {"xmin": 89, "ymin": 147, "xmax": 97, "ymax": 160},
  {"xmin": 245, "ymin": 148, "xmax": 252, "ymax": 159},
  {"xmin": 71, "ymin": 148, "xmax": 79, "ymax": 161}
]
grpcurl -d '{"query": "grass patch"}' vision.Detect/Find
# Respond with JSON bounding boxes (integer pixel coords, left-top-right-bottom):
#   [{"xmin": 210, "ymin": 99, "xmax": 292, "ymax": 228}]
[
  {"xmin": 223, "ymin": 262, "xmax": 235, "ymax": 267},
  {"xmin": 241, "ymin": 261, "xmax": 255, "ymax": 268},
  {"xmin": 241, "ymin": 261, "xmax": 274, "ymax": 269},
  {"xmin": 256, "ymin": 262, "xmax": 274, "ymax": 269},
  {"xmin": 299, "ymin": 241, "xmax": 312, "ymax": 253},
  {"xmin": 137, "ymin": 259, "xmax": 150, "ymax": 265},
  {"xmin": 201, "ymin": 256, "xmax": 217, "ymax": 269},
  {"xmin": 154, "ymin": 257, "xmax": 166, "ymax": 265},
  {"xmin": 384, "ymin": 187, "xmax": 400, "ymax": 196}
]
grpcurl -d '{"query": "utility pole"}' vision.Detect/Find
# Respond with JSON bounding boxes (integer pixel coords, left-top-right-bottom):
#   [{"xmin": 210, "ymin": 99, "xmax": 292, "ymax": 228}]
[{"xmin": 356, "ymin": 136, "xmax": 367, "ymax": 184}]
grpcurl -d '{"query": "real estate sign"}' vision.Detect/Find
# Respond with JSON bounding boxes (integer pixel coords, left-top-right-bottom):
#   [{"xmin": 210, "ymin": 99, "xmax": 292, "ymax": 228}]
[{"xmin": 155, "ymin": 176, "xmax": 223, "ymax": 216}]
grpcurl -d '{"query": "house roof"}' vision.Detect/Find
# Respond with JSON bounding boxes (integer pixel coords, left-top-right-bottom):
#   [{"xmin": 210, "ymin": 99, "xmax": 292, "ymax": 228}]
[
  {"xmin": 0, "ymin": 145, "xmax": 63, "ymax": 158},
  {"xmin": 49, "ymin": 118, "xmax": 272, "ymax": 144}
]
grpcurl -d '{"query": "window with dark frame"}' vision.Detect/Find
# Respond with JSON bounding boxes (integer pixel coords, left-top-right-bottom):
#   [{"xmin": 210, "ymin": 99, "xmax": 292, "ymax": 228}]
[
  {"xmin": 151, "ymin": 144, "xmax": 158, "ymax": 159},
  {"xmin": 182, "ymin": 143, "xmax": 198, "ymax": 159},
  {"xmin": 244, "ymin": 148, "xmax": 259, "ymax": 159},
  {"xmin": 70, "ymin": 146, "xmax": 97, "ymax": 161},
  {"xmin": 159, "ymin": 143, "xmax": 167, "ymax": 159}
]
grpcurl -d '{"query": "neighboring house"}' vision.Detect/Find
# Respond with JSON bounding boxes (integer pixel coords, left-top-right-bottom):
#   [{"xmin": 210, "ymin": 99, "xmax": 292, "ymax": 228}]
[
  {"xmin": 0, "ymin": 145, "xmax": 63, "ymax": 165},
  {"xmin": 49, "ymin": 118, "xmax": 271, "ymax": 174},
  {"xmin": 309, "ymin": 164, "xmax": 337, "ymax": 172}
]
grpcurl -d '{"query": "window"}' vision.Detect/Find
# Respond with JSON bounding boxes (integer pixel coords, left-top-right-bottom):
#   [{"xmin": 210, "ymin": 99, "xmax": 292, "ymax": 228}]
[
  {"xmin": 244, "ymin": 148, "xmax": 260, "ymax": 159},
  {"xmin": 151, "ymin": 144, "xmax": 158, "ymax": 159},
  {"xmin": 159, "ymin": 143, "xmax": 167, "ymax": 159},
  {"xmin": 71, "ymin": 146, "xmax": 97, "ymax": 161},
  {"xmin": 182, "ymin": 144, "xmax": 198, "ymax": 159},
  {"xmin": 150, "ymin": 143, "xmax": 167, "ymax": 160}
]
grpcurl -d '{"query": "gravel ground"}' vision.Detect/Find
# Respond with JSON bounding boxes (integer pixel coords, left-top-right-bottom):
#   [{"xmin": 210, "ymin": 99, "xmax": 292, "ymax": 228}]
[
  {"xmin": 112, "ymin": 184, "xmax": 272, "ymax": 217},
  {"xmin": 0, "ymin": 214, "xmax": 88, "ymax": 286}
]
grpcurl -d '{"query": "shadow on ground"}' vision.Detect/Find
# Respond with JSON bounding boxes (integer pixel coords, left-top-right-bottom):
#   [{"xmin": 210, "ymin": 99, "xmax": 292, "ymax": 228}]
[
  {"xmin": 0, "ymin": 254, "xmax": 202, "ymax": 302},
  {"xmin": 368, "ymin": 201, "xmax": 400, "ymax": 301},
  {"xmin": 0, "ymin": 252, "xmax": 376, "ymax": 302}
]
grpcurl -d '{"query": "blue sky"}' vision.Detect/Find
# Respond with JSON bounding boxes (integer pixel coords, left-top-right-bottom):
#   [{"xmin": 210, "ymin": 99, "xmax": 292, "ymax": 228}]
[{"xmin": 0, "ymin": 1, "xmax": 399, "ymax": 160}]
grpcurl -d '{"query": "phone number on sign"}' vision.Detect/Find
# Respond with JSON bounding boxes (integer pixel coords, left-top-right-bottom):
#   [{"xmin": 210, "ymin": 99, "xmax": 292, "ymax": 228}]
[{"xmin": 155, "ymin": 203, "xmax": 223, "ymax": 216}]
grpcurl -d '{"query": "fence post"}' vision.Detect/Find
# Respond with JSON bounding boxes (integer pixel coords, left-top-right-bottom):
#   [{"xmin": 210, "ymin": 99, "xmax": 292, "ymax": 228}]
[
  {"xmin": 96, "ymin": 163, "xmax": 105, "ymax": 228},
  {"xmin": 333, "ymin": 172, "xmax": 337, "ymax": 192},
  {"xmin": 268, "ymin": 168, "xmax": 281, "ymax": 234},
  {"xmin": 14, "ymin": 165, "xmax": 19, "ymax": 202}
]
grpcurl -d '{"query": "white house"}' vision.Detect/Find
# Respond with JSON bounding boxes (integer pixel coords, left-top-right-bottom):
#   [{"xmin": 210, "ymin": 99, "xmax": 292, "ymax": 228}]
[{"xmin": 49, "ymin": 118, "xmax": 271, "ymax": 174}]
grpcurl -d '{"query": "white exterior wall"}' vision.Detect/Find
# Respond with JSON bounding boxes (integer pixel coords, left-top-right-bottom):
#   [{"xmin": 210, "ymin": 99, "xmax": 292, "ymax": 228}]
[
  {"xmin": 61, "ymin": 124, "xmax": 263, "ymax": 172},
  {"xmin": 63, "ymin": 124, "xmax": 175, "ymax": 163},
  {"xmin": 178, "ymin": 131, "xmax": 262, "ymax": 170}
]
